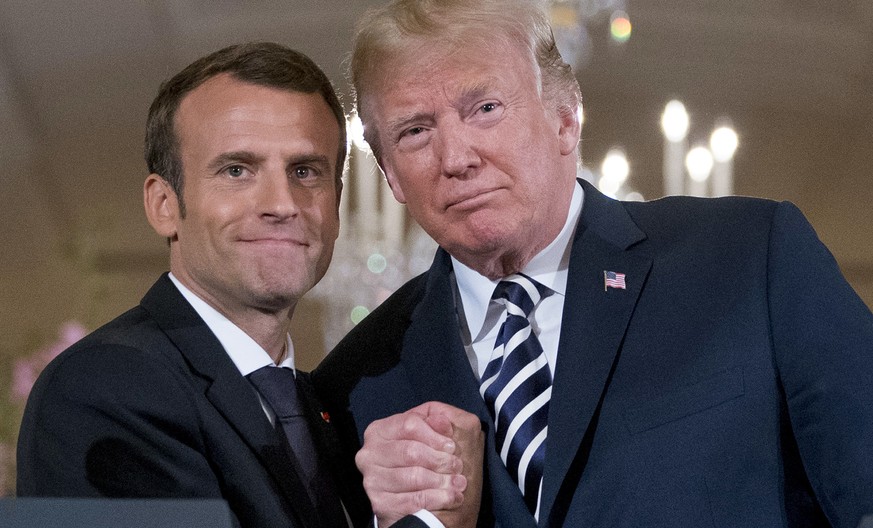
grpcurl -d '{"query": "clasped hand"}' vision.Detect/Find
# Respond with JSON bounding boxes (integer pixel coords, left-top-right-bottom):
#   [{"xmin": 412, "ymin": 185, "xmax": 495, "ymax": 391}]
[{"xmin": 355, "ymin": 401, "xmax": 485, "ymax": 528}]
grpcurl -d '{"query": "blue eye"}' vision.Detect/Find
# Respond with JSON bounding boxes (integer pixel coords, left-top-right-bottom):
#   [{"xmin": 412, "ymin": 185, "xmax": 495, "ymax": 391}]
[
  {"xmin": 226, "ymin": 165, "xmax": 245, "ymax": 178},
  {"xmin": 294, "ymin": 166, "xmax": 313, "ymax": 178}
]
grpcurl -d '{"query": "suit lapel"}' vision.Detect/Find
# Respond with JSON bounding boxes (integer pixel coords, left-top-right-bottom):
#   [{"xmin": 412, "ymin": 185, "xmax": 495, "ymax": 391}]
[
  {"xmin": 401, "ymin": 252, "xmax": 537, "ymax": 528},
  {"xmin": 401, "ymin": 250, "xmax": 488, "ymax": 417},
  {"xmin": 296, "ymin": 371, "xmax": 371, "ymax": 527},
  {"xmin": 140, "ymin": 275, "xmax": 317, "ymax": 528},
  {"xmin": 537, "ymin": 182, "xmax": 652, "ymax": 525}
]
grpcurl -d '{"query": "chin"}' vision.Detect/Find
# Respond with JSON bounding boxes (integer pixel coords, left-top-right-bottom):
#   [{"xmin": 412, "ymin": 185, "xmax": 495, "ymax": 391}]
[{"xmin": 250, "ymin": 281, "xmax": 309, "ymax": 309}]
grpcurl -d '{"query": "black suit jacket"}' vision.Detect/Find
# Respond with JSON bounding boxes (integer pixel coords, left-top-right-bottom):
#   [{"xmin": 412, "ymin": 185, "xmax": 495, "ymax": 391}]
[
  {"xmin": 17, "ymin": 274, "xmax": 373, "ymax": 528},
  {"xmin": 314, "ymin": 180, "xmax": 873, "ymax": 527}
]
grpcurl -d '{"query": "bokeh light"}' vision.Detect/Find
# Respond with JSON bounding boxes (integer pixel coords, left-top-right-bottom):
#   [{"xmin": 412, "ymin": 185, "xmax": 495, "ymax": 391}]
[
  {"xmin": 710, "ymin": 126, "xmax": 739, "ymax": 162},
  {"xmin": 686, "ymin": 146, "xmax": 714, "ymax": 182},
  {"xmin": 350, "ymin": 306, "xmax": 370, "ymax": 325},
  {"xmin": 367, "ymin": 252, "xmax": 387, "ymax": 274},
  {"xmin": 610, "ymin": 11, "xmax": 632, "ymax": 43},
  {"xmin": 598, "ymin": 148, "xmax": 630, "ymax": 198},
  {"xmin": 661, "ymin": 100, "xmax": 690, "ymax": 142}
]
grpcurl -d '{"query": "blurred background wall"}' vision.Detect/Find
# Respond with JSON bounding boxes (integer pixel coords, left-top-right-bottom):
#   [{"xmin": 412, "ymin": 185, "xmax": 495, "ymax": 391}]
[{"xmin": 1, "ymin": 0, "xmax": 871, "ymax": 495}]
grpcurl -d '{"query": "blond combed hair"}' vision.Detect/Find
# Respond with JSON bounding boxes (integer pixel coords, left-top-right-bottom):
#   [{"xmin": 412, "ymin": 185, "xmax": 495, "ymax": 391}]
[{"xmin": 350, "ymin": 0, "xmax": 581, "ymax": 159}]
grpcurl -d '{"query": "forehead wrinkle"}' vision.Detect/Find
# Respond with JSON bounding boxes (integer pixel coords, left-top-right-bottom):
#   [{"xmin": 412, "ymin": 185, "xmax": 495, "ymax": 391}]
[{"xmin": 443, "ymin": 76, "xmax": 500, "ymax": 107}]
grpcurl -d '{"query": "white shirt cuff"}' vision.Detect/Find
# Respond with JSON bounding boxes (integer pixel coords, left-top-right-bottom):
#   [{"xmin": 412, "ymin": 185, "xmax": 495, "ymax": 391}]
[
  {"xmin": 373, "ymin": 510, "xmax": 445, "ymax": 528},
  {"xmin": 413, "ymin": 509, "xmax": 445, "ymax": 528}
]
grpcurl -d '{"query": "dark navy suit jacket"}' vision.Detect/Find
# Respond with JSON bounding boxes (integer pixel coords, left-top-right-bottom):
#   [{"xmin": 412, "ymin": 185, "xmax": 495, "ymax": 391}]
[
  {"xmin": 17, "ymin": 275, "xmax": 376, "ymax": 528},
  {"xmin": 314, "ymin": 180, "xmax": 873, "ymax": 527}
]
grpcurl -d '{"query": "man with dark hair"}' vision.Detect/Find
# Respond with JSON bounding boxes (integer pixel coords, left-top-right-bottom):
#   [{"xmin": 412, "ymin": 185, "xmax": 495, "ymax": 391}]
[
  {"xmin": 314, "ymin": 0, "xmax": 873, "ymax": 526},
  {"xmin": 143, "ymin": 41, "xmax": 348, "ymax": 215},
  {"xmin": 17, "ymin": 42, "xmax": 471, "ymax": 528}
]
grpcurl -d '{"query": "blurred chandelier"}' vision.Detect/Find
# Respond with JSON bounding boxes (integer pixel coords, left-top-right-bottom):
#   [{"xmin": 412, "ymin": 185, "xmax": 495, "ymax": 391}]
[{"xmin": 548, "ymin": 0, "xmax": 631, "ymax": 69}]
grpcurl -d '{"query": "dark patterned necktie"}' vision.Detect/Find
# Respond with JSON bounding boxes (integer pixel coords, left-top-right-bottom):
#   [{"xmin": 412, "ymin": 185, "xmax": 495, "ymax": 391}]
[
  {"xmin": 479, "ymin": 273, "xmax": 553, "ymax": 517},
  {"xmin": 247, "ymin": 366, "xmax": 346, "ymax": 527}
]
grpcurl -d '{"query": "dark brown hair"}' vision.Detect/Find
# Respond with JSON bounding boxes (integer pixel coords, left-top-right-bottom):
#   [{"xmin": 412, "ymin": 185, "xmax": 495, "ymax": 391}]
[{"xmin": 145, "ymin": 42, "xmax": 346, "ymax": 214}]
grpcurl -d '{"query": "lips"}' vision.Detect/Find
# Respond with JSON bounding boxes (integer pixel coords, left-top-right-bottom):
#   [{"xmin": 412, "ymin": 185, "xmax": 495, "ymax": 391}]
[
  {"xmin": 239, "ymin": 236, "xmax": 308, "ymax": 247},
  {"xmin": 446, "ymin": 187, "xmax": 502, "ymax": 210}
]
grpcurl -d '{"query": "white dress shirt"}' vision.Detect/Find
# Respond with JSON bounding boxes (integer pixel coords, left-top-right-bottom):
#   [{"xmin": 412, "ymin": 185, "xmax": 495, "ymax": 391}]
[
  {"xmin": 168, "ymin": 273, "xmax": 294, "ymax": 425},
  {"xmin": 452, "ymin": 181, "xmax": 585, "ymax": 380},
  {"xmin": 168, "ymin": 274, "xmax": 374, "ymax": 528}
]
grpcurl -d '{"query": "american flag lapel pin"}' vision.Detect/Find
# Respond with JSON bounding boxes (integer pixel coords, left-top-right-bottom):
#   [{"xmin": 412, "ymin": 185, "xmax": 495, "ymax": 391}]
[{"xmin": 604, "ymin": 270, "xmax": 627, "ymax": 291}]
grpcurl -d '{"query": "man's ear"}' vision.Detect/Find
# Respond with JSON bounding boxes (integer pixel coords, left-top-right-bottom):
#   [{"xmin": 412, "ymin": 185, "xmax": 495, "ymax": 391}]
[
  {"xmin": 143, "ymin": 174, "xmax": 181, "ymax": 239},
  {"xmin": 379, "ymin": 159, "xmax": 407, "ymax": 204},
  {"xmin": 557, "ymin": 103, "xmax": 582, "ymax": 156}
]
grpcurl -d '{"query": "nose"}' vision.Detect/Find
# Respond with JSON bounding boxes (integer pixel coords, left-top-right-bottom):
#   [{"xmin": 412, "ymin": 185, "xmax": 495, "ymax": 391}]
[
  {"xmin": 258, "ymin": 169, "xmax": 300, "ymax": 221},
  {"xmin": 438, "ymin": 123, "xmax": 481, "ymax": 177}
]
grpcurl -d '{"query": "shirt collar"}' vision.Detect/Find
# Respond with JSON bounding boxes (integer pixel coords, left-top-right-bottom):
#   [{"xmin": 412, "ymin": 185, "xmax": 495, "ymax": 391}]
[
  {"xmin": 168, "ymin": 273, "xmax": 295, "ymax": 376},
  {"xmin": 452, "ymin": 180, "xmax": 584, "ymax": 339}
]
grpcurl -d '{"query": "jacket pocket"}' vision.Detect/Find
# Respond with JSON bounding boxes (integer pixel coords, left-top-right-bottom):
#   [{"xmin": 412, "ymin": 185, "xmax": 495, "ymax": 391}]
[{"xmin": 623, "ymin": 366, "xmax": 745, "ymax": 434}]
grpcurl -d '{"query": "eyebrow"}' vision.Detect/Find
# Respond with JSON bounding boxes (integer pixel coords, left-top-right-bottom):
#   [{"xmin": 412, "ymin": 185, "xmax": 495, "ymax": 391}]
[
  {"xmin": 286, "ymin": 154, "xmax": 332, "ymax": 171},
  {"xmin": 385, "ymin": 79, "xmax": 502, "ymax": 137},
  {"xmin": 454, "ymin": 80, "xmax": 494, "ymax": 106},
  {"xmin": 386, "ymin": 111, "xmax": 434, "ymax": 138},
  {"xmin": 207, "ymin": 151, "xmax": 332, "ymax": 172},
  {"xmin": 207, "ymin": 151, "xmax": 263, "ymax": 172}
]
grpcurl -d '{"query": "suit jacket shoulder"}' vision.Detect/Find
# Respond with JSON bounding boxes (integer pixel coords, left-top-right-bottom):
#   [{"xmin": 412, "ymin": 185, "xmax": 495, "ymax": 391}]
[
  {"xmin": 18, "ymin": 274, "xmax": 373, "ymax": 528},
  {"xmin": 314, "ymin": 271, "xmax": 428, "ymax": 407}
]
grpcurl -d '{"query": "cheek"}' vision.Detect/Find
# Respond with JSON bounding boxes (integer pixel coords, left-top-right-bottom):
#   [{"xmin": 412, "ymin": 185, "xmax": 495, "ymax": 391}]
[
  {"xmin": 404, "ymin": 170, "xmax": 443, "ymax": 212},
  {"xmin": 310, "ymin": 197, "xmax": 341, "ymax": 239}
]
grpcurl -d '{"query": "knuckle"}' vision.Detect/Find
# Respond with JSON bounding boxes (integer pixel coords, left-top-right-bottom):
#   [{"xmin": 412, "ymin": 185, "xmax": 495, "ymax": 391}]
[
  {"xmin": 400, "ymin": 439, "xmax": 419, "ymax": 462},
  {"xmin": 362, "ymin": 423, "xmax": 377, "ymax": 442},
  {"xmin": 399, "ymin": 415, "xmax": 420, "ymax": 437},
  {"xmin": 412, "ymin": 489, "xmax": 430, "ymax": 510},
  {"xmin": 408, "ymin": 465, "xmax": 437, "ymax": 490},
  {"xmin": 401, "ymin": 465, "xmax": 423, "ymax": 488},
  {"xmin": 361, "ymin": 472, "xmax": 383, "ymax": 495},
  {"xmin": 355, "ymin": 449, "xmax": 377, "ymax": 474},
  {"xmin": 361, "ymin": 473, "xmax": 374, "ymax": 492}
]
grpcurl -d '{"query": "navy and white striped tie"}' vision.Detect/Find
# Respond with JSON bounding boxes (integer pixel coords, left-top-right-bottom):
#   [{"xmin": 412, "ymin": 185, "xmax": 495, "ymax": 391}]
[{"xmin": 480, "ymin": 273, "xmax": 553, "ymax": 517}]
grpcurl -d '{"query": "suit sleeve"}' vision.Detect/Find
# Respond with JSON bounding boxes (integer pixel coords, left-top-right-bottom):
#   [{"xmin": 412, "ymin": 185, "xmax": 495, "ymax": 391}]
[
  {"xmin": 16, "ymin": 343, "xmax": 224, "ymax": 500},
  {"xmin": 388, "ymin": 516, "xmax": 432, "ymax": 528},
  {"xmin": 767, "ymin": 201, "xmax": 873, "ymax": 526}
]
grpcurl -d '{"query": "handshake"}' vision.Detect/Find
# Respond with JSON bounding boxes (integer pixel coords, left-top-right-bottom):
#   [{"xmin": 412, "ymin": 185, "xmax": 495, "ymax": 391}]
[{"xmin": 356, "ymin": 402, "xmax": 485, "ymax": 528}]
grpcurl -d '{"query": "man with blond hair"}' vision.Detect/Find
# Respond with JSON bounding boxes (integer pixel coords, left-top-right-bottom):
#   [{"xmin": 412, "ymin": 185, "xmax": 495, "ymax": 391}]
[{"xmin": 315, "ymin": 0, "xmax": 873, "ymax": 526}]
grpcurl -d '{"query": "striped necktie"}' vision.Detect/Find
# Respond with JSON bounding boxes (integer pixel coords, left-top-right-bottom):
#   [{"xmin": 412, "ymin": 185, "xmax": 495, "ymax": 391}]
[{"xmin": 480, "ymin": 273, "xmax": 553, "ymax": 517}]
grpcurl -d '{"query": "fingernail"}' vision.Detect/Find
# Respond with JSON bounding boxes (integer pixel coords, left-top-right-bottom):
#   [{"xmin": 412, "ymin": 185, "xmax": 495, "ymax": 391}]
[
  {"xmin": 452, "ymin": 474, "xmax": 467, "ymax": 490},
  {"xmin": 443, "ymin": 440, "xmax": 456, "ymax": 453}
]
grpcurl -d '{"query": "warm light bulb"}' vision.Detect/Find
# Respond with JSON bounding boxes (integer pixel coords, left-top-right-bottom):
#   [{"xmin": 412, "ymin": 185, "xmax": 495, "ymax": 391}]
[
  {"xmin": 597, "ymin": 175, "xmax": 622, "ymax": 197},
  {"xmin": 686, "ymin": 146, "xmax": 714, "ymax": 182},
  {"xmin": 601, "ymin": 148, "xmax": 630, "ymax": 184},
  {"xmin": 710, "ymin": 126, "xmax": 739, "ymax": 162},
  {"xmin": 661, "ymin": 100, "xmax": 689, "ymax": 142}
]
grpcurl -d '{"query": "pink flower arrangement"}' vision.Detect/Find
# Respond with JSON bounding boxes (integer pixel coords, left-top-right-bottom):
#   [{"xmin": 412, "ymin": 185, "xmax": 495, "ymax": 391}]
[{"xmin": 10, "ymin": 321, "xmax": 88, "ymax": 403}]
